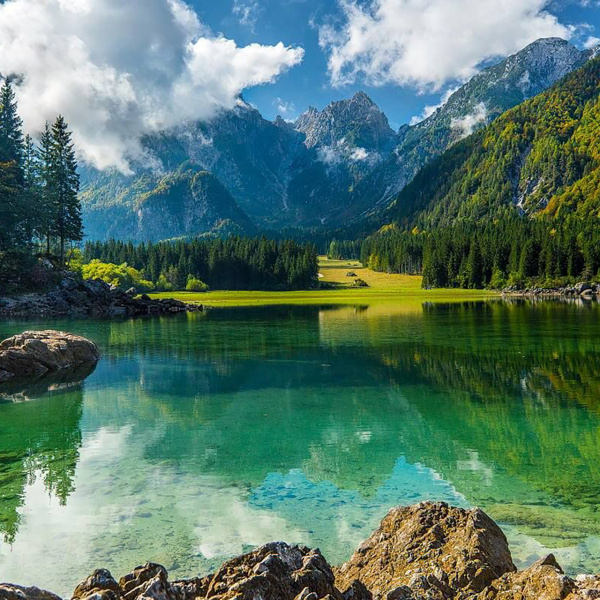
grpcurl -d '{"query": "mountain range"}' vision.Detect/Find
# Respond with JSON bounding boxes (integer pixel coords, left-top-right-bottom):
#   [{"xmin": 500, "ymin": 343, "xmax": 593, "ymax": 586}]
[
  {"xmin": 385, "ymin": 49, "xmax": 600, "ymax": 227},
  {"xmin": 80, "ymin": 38, "xmax": 599, "ymax": 242}
]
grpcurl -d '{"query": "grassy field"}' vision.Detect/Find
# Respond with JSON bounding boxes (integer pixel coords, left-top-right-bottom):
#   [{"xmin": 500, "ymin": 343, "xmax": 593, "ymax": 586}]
[{"xmin": 150, "ymin": 257, "xmax": 496, "ymax": 308}]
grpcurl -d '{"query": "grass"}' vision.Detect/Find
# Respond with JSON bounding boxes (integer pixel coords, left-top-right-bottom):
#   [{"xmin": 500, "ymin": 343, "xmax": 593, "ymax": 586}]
[{"xmin": 150, "ymin": 257, "xmax": 497, "ymax": 308}]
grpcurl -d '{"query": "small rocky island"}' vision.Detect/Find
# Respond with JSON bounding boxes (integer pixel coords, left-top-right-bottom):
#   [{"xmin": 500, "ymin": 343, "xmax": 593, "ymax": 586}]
[{"xmin": 1, "ymin": 503, "xmax": 598, "ymax": 600}]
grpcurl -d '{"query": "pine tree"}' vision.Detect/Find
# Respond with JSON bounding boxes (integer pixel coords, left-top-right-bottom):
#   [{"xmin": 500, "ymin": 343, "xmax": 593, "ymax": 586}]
[{"xmin": 50, "ymin": 116, "xmax": 82, "ymax": 265}]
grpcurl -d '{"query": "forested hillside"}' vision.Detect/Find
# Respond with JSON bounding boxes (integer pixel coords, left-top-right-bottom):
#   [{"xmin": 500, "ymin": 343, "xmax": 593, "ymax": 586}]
[
  {"xmin": 341, "ymin": 38, "xmax": 596, "ymax": 221},
  {"xmin": 360, "ymin": 57, "xmax": 600, "ymax": 289},
  {"xmin": 386, "ymin": 56, "xmax": 600, "ymax": 226}
]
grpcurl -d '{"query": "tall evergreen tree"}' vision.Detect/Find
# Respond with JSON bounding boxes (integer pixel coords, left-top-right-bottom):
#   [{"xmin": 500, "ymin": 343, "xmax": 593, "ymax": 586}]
[
  {"xmin": 50, "ymin": 116, "xmax": 82, "ymax": 265},
  {"xmin": 38, "ymin": 122, "xmax": 56, "ymax": 256},
  {"xmin": 0, "ymin": 78, "xmax": 27, "ymax": 283}
]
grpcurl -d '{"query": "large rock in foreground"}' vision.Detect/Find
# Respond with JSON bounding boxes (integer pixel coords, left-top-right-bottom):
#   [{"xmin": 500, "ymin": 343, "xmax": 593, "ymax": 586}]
[
  {"xmin": 0, "ymin": 331, "xmax": 100, "ymax": 383},
  {"xmin": 62, "ymin": 545, "xmax": 344, "ymax": 600},
  {"xmin": 335, "ymin": 502, "xmax": 516, "ymax": 600},
  {"xmin": 1, "ymin": 503, "xmax": 600, "ymax": 600}
]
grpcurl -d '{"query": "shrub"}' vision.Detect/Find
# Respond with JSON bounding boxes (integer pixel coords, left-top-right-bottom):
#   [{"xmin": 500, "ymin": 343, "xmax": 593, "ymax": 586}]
[
  {"xmin": 186, "ymin": 276, "xmax": 209, "ymax": 292},
  {"xmin": 82, "ymin": 260, "xmax": 154, "ymax": 292}
]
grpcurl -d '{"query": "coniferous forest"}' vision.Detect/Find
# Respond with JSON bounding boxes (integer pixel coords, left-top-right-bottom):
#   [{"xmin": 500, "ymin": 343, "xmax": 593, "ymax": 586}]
[
  {"xmin": 360, "ymin": 217, "xmax": 600, "ymax": 289},
  {"xmin": 0, "ymin": 79, "xmax": 81, "ymax": 289},
  {"xmin": 83, "ymin": 238, "xmax": 318, "ymax": 291}
]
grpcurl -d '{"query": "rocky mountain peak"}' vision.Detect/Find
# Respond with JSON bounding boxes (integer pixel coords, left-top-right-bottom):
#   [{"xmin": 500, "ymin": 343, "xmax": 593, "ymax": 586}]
[{"xmin": 295, "ymin": 92, "xmax": 396, "ymax": 152}]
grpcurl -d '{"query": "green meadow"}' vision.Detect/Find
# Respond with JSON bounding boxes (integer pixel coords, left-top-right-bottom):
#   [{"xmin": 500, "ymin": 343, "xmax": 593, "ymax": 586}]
[{"xmin": 150, "ymin": 257, "xmax": 497, "ymax": 307}]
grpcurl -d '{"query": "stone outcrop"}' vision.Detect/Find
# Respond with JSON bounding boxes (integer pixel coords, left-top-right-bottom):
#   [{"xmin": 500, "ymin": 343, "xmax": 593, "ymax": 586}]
[
  {"xmin": 0, "ymin": 331, "xmax": 100, "ymax": 383},
  {"xmin": 335, "ymin": 503, "xmax": 515, "ymax": 599},
  {"xmin": 0, "ymin": 585, "xmax": 61, "ymax": 600},
  {"xmin": 1, "ymin": 502, "xmax": 599, "ymax": 600},
  {"xmin": 0, "ymin": 276, "xmax": 201, "ymax": 319},
  {"xmin": 502, "ymin": 283, "xmax": 600, "ymax": 299}
]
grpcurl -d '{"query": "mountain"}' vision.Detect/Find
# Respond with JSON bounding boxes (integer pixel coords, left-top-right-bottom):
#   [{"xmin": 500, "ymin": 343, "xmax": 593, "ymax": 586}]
[
  {"xmin": 81, "ymin": 95, "xmax": 394, "ymax": 236},
  {"xmin": 81, "ymin": 162, "xmax": 254, "ymax": 242},
  {"xmin": 342, "ymin": 38, "xmax": 597, "ymax": 221},
  {"xmin": 295, "ymin": 91, "xmax": 397, "ymax": 156},
  {"xmin": 80, "ymin": 38, "xmax": 598, "ymax": 241},
  {"xmin": 384, "ymin": 55, "xmax": 600, "ymax": 227}
]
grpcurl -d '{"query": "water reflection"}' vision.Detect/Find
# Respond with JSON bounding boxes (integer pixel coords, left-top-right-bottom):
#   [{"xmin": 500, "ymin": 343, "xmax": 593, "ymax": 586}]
[{"xmin": 0, "ymin": 300, "xmax": 600, "ymax": 593}]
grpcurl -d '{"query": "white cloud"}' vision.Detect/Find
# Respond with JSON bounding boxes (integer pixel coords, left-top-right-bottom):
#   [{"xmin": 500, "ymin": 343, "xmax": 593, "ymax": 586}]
[
  {"xmin": 233, "ymin": 0, "xmax": 260, "ymax": 32},
  {"xmin": 584, "ymin": 35, "xmax": 600, "ymax": 49},
  {"xmin": 350, "ymin": 147, "xmax": 369, "ymax": 161},
  {"xmin": 319, "ymin": 0, "xmax": 573, "ymax": 90},
  {"xmin": 274, "ymin": 97, "xmax": 296, "ymax": 117},
  {"xmin": 450, "ymin": 102, "xmax": 488, "ymax": 138},
  {"xmin": 318, "ymin": 139, "xmax": 374, "ymax": 166},
  {"xmin": 318, "ymin": 144, "xmax": 344, "ymax": 166},
  {"xmin": 0, "ymin": 0, "xmax": 304, "ymax": 172},
  {"xmin": 409, "ymin": 86, "xmax": 459, "ymax": 125}
]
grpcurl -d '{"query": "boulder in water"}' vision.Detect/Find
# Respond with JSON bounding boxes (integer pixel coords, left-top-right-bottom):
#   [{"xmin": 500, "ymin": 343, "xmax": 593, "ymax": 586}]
[{"xmin": 0, "ymin": 330, "xmax": 100, "ymax": 383}]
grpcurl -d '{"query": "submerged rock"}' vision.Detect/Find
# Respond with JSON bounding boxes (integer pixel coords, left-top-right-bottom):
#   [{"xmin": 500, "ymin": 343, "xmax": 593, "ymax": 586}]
[
  {"xmin": 2, "ymin": 503, "xmax": 600, "ymax": 600},
  {"xmin": 334, "ymin": 502, "xmax": 515, "ymax": 600},
  {"xmin": 0, "ymin": 331, "xmax": 100, "ymax": 383}
]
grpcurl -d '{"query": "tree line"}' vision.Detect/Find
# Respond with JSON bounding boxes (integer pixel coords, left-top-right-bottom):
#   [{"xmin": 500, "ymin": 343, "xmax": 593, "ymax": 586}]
[
  {"xmin": 83, "ymin": 237, "xmax": 319, "ymax": 291},
  {"xmin": 326, "ymin": 239, "xmax": 362, "ymax": 260},
  {"xmin": 360, "ymin": 216, "xmax": 600, "ymax": 289},
  {"xmin": 0, "ymin": 79, "xmax": 81, "ymax": 289}
]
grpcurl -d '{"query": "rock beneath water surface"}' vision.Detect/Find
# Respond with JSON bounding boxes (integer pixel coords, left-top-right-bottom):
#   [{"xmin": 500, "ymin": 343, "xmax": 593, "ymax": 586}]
[
  {"xmin": 0, "ymin": 330, "xmax": 100, "ymax": 383},
  {"xmin": 2, "ymin": 503, "xmax": 600, "ymax": 600}
]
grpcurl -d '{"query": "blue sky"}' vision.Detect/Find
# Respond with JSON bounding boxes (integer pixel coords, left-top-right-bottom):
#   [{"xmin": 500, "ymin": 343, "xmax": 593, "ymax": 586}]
[
  {"xmin": 191, "ymin": 0, "xmax": 600, "ymax": 129},
  {"xmin": 1, "ymin": 0, "xmax": 599, "ymax": 170}
]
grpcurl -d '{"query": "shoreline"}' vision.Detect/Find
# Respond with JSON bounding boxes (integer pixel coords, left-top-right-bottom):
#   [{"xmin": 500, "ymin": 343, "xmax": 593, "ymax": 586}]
[
  {"xmin": 2, "ymin": 502, "xmax": 598, "ymax": 600},
  {"xmin": 0, "ymin": 276, "xmax": 202, "ymax": 319}
]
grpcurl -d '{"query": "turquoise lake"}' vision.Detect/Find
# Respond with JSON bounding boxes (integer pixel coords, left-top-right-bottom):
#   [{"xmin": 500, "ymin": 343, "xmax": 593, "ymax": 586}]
[{"xmin": 1, "ymin": 300, "xmax": 600, "ymax": 595}]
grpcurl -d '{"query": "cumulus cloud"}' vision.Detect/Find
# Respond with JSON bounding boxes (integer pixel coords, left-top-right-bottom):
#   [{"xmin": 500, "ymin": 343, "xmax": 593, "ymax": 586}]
[
  {"xmin": 0, "ymin": 0, "xmax": 304, "ymax": 172},
  {"xmin": 319, "ymin": 0, "xmax": 573, "ymax": 90},
  {"xmin": 584, "ymin": 35, "xmax": 600, "ymax": 48},
  {"xmin": 450, "ymin": 102, "xmax": 488, "ymax": 138}
]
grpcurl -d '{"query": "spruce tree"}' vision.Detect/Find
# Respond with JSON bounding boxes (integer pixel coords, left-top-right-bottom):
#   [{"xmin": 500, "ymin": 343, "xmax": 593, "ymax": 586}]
[
  {"xmin": 38, "ymin": 122, "xmax": 56, "ymax": 256},
  {"xmin": 50, "ymin": 116, "xmax": 82, "ymax": 265},
  {"xmin": 0, "ymin": 78, "xmax": 27, "ymax": 282}
]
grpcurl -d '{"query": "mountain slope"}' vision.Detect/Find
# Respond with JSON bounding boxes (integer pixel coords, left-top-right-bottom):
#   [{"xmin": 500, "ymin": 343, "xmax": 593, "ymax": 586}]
[
  {"xmin": 343, "ymin": 38, "xmax": 597, "ymax": 221},
  {"xmin": 82, "ymin": 163, "xmax": 254, "ymax": 242},
  {"xmin": 384, "ymin": 56, "xmax": 600, "ymax": 227},
  {"xmin": 79, "ymin": 38, "xmax": 598, "ymax": 239}
]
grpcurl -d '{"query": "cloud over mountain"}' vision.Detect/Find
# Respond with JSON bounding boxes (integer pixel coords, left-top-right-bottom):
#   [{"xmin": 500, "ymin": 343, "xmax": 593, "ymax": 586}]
[
  {"xmin": 0, "ymin": 0, "xmax": 304, "ymax": 172},
  {"xmin": 319, "ymin": 0, "xmax": 573, "ymax": 89}
]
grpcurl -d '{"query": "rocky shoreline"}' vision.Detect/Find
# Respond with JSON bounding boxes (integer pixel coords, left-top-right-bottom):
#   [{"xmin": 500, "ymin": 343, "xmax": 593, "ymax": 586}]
[
  {"xmin": 2, "ymin": 502, "xmax": 598, "ymax": 600},
  {"xmin": 502, "ymin": 281, "xmax": 600, "ymax": 299},
  {"xmin": 0, "ymin": 276, "xmax": 202, "ymax": 318}
]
